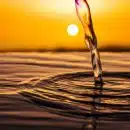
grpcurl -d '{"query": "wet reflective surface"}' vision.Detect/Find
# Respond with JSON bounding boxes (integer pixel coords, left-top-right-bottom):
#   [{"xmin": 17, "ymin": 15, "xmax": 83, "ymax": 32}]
[
  {"xmin": 0, "ymin": 52, "xmax": 130, "ymax": 130},
  {"xmin": 20, "ymin": 72, "xmax": 130, "ymax": 118}
]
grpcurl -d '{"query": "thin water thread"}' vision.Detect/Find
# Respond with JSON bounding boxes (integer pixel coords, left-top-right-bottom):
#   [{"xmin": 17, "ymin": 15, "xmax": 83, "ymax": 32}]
[{"xmin": 75, "ymin": 0, "xmax": 103, "ymax": 85}]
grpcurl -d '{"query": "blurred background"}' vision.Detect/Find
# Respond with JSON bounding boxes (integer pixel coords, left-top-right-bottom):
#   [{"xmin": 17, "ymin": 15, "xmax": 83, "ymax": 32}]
[{"xmin": 0, "ymin": 0, "xmax": 130, "ymax": 51}]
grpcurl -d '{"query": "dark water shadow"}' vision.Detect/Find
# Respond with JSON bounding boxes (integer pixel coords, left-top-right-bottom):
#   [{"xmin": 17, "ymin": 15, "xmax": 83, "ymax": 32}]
[{"xmin": 81, "ymin": 84, "xmax": 103, "ymax": 130}]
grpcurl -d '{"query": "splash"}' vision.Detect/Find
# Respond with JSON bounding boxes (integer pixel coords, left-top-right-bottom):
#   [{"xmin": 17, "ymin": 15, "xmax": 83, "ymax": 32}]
[{"xmin": 75, "ymin": 0, "xmax": 103, "ymax": 85}]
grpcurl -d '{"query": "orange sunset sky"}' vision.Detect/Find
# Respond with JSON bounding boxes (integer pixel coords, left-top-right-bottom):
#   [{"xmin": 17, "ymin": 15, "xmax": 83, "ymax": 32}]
[{"xmin": 0, "ymin": 0, "xmax": 130, "ymax": 51}]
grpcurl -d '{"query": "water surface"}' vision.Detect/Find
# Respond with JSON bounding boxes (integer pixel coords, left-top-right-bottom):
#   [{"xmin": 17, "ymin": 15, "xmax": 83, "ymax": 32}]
[{"xmin": 0, "ymin": 52, "xmax": 130, "ymax": 130}]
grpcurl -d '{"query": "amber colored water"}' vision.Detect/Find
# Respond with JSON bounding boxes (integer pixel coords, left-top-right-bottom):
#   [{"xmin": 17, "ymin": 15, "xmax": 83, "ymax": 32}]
[{"xmin": 75, "ymin": 0, "xmax": 103, "ymax": 84}]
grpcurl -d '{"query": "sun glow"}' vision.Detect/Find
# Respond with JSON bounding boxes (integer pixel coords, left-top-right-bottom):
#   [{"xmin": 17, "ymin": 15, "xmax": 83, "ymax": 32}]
[
  {"xmin": 0, "ymin": 0, "xmax": 129, "ymax": 51},
  {"xmin": 67, "ymin": 24, "xmax": 79, "ymax": 36},
  {"xmin": 41, "ymin": 0, "xmax": 107, "ymax": 14}
]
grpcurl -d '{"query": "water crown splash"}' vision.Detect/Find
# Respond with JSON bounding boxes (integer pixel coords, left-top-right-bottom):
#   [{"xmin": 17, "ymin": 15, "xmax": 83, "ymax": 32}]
[{"xmin": 75, "ymin": 0, "xmax": 103, "ymax": 85}]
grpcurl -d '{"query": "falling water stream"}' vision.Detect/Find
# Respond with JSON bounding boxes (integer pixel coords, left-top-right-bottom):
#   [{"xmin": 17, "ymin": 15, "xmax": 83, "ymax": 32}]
[{"xmin": 75, "ymin": 0, "xmax": 103, "ymax": 85}]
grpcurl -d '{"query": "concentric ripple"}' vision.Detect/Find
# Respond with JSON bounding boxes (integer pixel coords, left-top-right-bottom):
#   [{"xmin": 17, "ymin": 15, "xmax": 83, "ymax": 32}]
[{"xmin": 20, "ymin": 72, "xmax": 130, "ymax": 120}]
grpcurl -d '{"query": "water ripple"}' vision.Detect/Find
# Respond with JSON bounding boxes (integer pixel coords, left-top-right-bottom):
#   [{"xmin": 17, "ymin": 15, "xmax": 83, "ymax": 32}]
[{"xmin": 20, "ymin": 72, "xmax": 130, "ymax": 121}]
